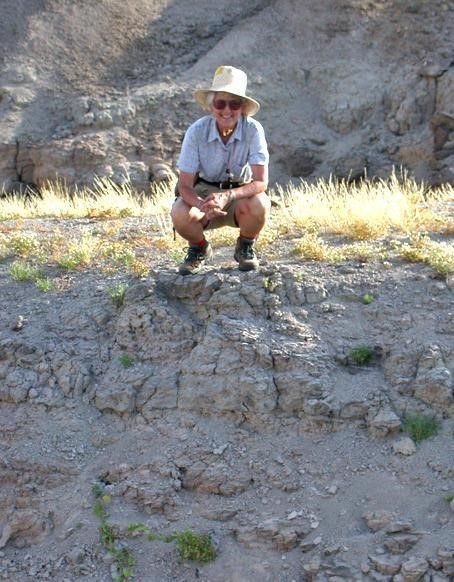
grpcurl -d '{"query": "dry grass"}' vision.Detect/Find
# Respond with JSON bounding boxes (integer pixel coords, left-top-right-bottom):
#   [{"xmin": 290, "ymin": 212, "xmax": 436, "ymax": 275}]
[
  {"xmin": 0, "ymin": 178, "xmax": 176, "ymax": 221},
  {"xmin": 0, "ymin": 172, "xmax": 452, "ymax": 276},
  {"xmin": 275, "ymin": 172, "xmax": 452, "ymax": 240}
]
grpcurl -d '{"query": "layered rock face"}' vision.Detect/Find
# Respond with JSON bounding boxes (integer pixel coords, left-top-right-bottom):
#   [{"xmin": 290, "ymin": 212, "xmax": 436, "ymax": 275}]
[
  {"xmin": 2, "ymin": 265, "xmax": 452, "ymax": 423},
  {"xmin": 0, "ymin": 260, "xmax": 453, "ymax": 579},
  {"xmin": 0, "ymin": 0, "xmax": 453, "ymax": 192}
]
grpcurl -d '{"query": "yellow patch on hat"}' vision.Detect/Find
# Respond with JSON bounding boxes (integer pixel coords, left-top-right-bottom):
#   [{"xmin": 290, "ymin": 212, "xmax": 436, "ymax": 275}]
[{"xmin": 214, "ymin": 66, "xmax": 225, "ymax": 76}]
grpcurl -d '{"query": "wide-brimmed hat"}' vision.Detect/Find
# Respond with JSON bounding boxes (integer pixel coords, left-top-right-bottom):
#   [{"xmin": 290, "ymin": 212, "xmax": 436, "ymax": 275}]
[{"xmin": 194, "ymin": 65, "xmax": 260, "ymax": 116}]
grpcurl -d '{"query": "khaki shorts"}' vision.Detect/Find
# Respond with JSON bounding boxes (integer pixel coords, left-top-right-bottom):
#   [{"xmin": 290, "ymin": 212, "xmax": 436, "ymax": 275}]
[{"xmin": 173, "ymin": 182, "xmax": 239, "ymax": 230}]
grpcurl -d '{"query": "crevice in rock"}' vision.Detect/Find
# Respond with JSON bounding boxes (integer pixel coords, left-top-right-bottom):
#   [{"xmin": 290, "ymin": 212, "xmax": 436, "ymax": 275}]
[{"xmin": 13, "ymin": 138, "xmax": 20, "ymax": 183}]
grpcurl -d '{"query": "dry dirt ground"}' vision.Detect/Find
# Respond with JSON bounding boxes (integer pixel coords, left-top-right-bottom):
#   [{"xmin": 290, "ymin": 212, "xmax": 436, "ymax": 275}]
[{"xmin": 0, "ymin": 215, "xmax": 453, "ymax": 581}]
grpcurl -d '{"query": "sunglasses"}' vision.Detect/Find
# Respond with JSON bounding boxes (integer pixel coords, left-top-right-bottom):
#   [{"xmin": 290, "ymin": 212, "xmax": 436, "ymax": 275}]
[{"xmin": 212, "ymin": 98, "xmax": 243, "ymax": 111}]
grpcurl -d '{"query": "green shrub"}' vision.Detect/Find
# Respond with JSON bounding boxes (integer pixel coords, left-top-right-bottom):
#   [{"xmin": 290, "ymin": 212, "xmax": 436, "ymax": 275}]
[
  {"xmin": 172, "ymin": 530, "xmax": 216, "ymax": 563},
  {"xmin": 349, "ymin": 345, "xmax": 374, "ymax": 365},
  {"xmin": 403, "ymin": 414, "xmax": 440, "ymax": 443}
]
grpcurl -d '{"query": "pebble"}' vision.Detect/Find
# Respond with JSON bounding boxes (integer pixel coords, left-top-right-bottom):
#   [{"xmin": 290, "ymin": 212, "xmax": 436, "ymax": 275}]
[{"xmin": 392, "ymin": 437, "xmax": 416, "ymax": 456}]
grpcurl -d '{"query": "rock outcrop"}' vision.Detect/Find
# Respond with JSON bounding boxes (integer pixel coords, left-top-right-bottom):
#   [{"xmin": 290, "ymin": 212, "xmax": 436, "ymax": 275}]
[
  {"xmin": 0, "ymin": 252, "xmax": 453, "ymax": 579},
  {"xmin": 0, "ymin": 0, "xmax": 453, "ymax": 192}
]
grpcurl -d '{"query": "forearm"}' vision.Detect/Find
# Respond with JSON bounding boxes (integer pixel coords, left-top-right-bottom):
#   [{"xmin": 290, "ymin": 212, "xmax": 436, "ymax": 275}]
[
  {"xmin": 179, "ymin": 186, "xmax": 204, "ymax": 209},
  {"xmin": 229, "ymin": 179, "xmax": 268, "ymax": 201}
]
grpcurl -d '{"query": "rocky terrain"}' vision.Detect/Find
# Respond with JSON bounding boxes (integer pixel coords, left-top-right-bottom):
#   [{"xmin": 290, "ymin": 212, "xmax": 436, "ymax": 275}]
[
  {"xmin": 0, "ymin": 215, "xmax": 453, "ymax": 580},
  {"xmin": 0, "ymin": 0, "xmax": 453, "ymax": 192}
]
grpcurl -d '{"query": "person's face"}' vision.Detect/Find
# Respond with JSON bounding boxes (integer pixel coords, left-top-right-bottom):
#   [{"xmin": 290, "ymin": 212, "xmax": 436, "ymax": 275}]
[{"xmin": 211, "ymin": 92, "xmax": 244, "ymax": 131}]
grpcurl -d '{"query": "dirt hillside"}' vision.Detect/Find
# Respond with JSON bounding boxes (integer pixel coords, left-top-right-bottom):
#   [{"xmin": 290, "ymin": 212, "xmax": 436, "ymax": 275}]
[{"xmin": 0, "ymin": 0, "xmax": 453, "ymax": 191}]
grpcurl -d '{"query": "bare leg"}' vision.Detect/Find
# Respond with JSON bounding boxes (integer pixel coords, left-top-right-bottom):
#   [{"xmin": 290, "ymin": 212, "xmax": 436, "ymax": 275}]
[
  {"xmin": 234, "ymin": 192, "xmax": 271, "ymax": 238},
  {"xmin": 171, "ymin": 198, "xmax": 207, "ymax": 243}
]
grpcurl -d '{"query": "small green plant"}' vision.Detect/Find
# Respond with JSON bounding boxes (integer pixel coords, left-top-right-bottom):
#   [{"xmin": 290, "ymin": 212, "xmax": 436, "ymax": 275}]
[
  {"xmin": 127, "ymin": 523, "xmax": 150, "ymax": 535},
  {"xmin": 9, "ymin": 261, "xmax": 38, "ymax": 282},
  {"xmin": 108, "ymin": 283, "xmax": 128, "ymax": 307},
  {"xmin": 57, "ymin": 253, "xmax": 84, "ymax": 270},
  {"xmin": 349, "ymin": 345, "xmax": 374, "ymax": 366},
  {"xmin": 10, "ymin": 234, "xmax": 39, "ymax": 257},
  {"xmin": 92, "ymin": 483, "xmax": 104, "ymax": 498},
  {"xmin": 399, "ymin": 236, "xmax": 454, "ymax": 275},
  {"xmin": 35, "ymin": 275, "xmax": 53, "ymax": 292},
  {"xmin": 119, "ymin": 208, "xmax": 134, "ymax": 218},
  {"xmin": 172, "ymin": 530, "xmax": 217, "ymax": 563},
  {"xmin": 403, "ymin": 414, "xmax": 441, "ymax": 443},
  {"xmin": 102, "ymin": 242, "xmax": 136, "ymax": 268},
  {"xmin": 92, "ymin": 486, "xmax": 135, "ymax": 582},
  {"xmin": 119, "ymin": 353, "xmax": 134, "ymax": 368},
  {"xmin": 362, "ymin": 293, "xmax": 374, "ymax": 304},
  {"xmin": 57, "ymin": 236, "xmax": 97, "ymax": 270},
  {"xmin": 262, "ymin": 276, "xmax": 279, "ymax": 293},
  {"xmin": 129, "ymin": 258, "xmax": 150, "ymax": 278},
  {"xmin": 443, "ymin": 494, "xmax": 454, "ymax": 503},
  {"xmin": 126, "ymin": 523, "xmax": 216, "ymax": 563}
]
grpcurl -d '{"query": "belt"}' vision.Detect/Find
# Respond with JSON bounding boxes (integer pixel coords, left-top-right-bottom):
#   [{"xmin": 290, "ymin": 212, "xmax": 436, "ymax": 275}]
[{"xmin": 197, "ymin": 177, "xmax": 240, "ymax": 190}]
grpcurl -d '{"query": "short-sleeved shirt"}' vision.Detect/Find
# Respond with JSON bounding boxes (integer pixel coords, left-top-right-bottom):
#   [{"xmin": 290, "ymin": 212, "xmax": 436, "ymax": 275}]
[{"xmin": 177, "ymin": 115, "xmax": 269, "ymax": 184}]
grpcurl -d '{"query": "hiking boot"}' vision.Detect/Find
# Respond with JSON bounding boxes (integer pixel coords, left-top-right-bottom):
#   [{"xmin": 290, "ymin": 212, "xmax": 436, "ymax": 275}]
[
  {"xmin": 178, "ymin": 241, "xmax": 213, "ymax": 275},
  {"xmin": 234, "ymin": 236, "xmax": 259, "ymax": 271}
]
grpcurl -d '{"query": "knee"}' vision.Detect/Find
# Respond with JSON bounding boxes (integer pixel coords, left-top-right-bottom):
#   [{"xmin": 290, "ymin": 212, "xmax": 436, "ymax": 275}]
[
  {"xmin": 237, "ymin": 192, "xmax": 270, "ymax": 218},
  {"xmin": 171, "ymin": 199, "xmax": 190, "ymax": 226}
]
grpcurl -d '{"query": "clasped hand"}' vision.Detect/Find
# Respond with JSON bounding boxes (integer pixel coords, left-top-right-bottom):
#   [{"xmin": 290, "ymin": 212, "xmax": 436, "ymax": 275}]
[{"xmin": 199, "ymin": 191, "xmax": 232, "ymax": 220}]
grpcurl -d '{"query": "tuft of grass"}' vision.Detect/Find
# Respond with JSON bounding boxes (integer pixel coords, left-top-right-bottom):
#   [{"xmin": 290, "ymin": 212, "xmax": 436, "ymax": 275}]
[
  {"xmin": 398, "ymin": 235, "xmax": 454, "ymax": 275},
  {"xmin": 101, "ymin": 241, "xmax": 136, "ymax": 268},
  {"xmin": 349, "ymin": 345, "xmax": 374, "ymax": 366},
  {"xmin": 35, "ymin": 275, "xmax": 53, "ymax": 292},
  {"xmin": 57, "ymin": 236, "xmax": 97, "ymax": 270},
  {"xmin": 0, "ymin": 177, "xmax": 177, "ymax": 221},
  {"xmin": 9, "ymin": 261, "xmax": 38, "ymax": 282},
  {"xmin": 108, "ymin": 283, "xmax": 128, "ymax": 308},
  {"xmin": 403, "ymin": 414, "xmax": 441, "ymax": 443},
  {"xmin": 262, "ymin": 276, "xmax": 279, "ymax": 293},
  {"xmin": 129, "ymin": 258, "xmax": 150, "ymax": 278},
  {"xmin": 119, "ymin": 353, "xmax": 134, "ymax": 368},
  {"xmin": 1, "ymin": 172, "xmax": 452, "ymax": 277},
  {"xmin": 291, "ymin": 233, "xmax": 341, "ymax": 262},
  {"xmin": 127, "ymin": 523, "xmax": 150, "ymax": 535},
  {"xmin": 341, "ymin": 241, "xmax": 385, "ymax": 263},
  {"xmin": 443, "ymin": 494, "xmax": 454, "ymax": 503}
]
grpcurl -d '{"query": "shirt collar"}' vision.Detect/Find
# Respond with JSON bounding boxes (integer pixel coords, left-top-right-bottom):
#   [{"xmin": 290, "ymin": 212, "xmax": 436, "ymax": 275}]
[{"xmin": 208, "ymin": 115, "xmax": 244, "ymax": 143}]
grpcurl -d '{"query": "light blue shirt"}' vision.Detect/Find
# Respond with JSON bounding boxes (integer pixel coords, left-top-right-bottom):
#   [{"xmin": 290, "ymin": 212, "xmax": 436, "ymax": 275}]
[{"xmin": 177, "ymin": 115, "xmax": 269, "ymax": 184}]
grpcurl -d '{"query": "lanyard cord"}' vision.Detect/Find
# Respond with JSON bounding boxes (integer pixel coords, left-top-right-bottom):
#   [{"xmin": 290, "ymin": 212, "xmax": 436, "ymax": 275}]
[{"xmin": 223, "ymin": 139, "xmax": 236, "ymax": 183}]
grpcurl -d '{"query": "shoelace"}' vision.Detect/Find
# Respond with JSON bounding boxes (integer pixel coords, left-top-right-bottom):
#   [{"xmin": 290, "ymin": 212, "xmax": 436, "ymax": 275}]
[
  {"xmin": 184, "ymin": 246, "xmax": 206, "ymax": 263},
  {"xmin": 239, "ymin": 242, "xmax": 255, "ymax": 259}
]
